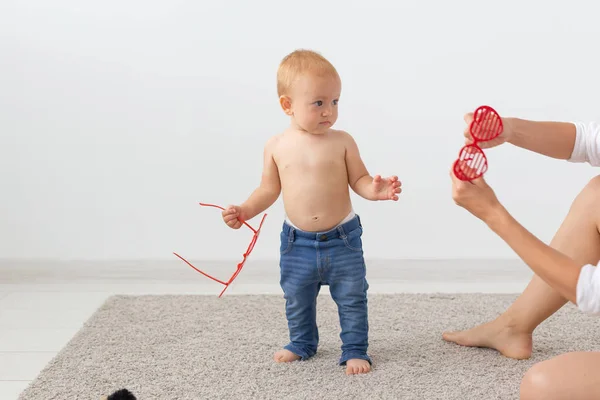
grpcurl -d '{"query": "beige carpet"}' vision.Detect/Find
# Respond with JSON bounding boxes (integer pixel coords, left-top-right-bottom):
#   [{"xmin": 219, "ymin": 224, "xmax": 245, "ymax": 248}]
[{"xmin": 17, "ymin": 294, "xmax": 600, "ymax": 400}]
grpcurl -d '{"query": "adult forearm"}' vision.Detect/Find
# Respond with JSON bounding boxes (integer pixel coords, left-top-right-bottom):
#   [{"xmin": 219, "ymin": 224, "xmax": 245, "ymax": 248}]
[
  {"xmin": 508, "ymin": 118, "xmax": 576, "ymax": 160},
  {"xmin": 485, "ymin": 207, "xmax": 580, "ymax": 303},
  {"xmin": 240, "ymin": 187, "xmax": 279, "ymax": 220}
]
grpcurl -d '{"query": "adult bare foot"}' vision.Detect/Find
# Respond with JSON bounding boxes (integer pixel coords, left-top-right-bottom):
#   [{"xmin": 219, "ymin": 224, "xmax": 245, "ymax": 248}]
[
  {"xmin": 346, "ymin": 359, "xmax": 371, "ymax": 375},
  {"xmin": 273, "ymin": 349, "xmax": 301, "ymax": 363},
  {"xmin": 442, "ymin": 319, "xmax": 533, "ymax": 360}
]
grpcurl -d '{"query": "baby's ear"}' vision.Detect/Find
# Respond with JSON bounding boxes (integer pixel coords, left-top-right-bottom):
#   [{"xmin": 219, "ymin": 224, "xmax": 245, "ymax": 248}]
[{"xmin": 279, "ymin": 96, "xmax": 293, "ymax": 115}]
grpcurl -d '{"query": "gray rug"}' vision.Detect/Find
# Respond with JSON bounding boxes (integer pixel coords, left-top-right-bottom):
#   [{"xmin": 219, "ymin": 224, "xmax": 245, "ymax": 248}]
[{"xmin": 18, "ymin": 294, "xmax": 600, "ymax": 400}]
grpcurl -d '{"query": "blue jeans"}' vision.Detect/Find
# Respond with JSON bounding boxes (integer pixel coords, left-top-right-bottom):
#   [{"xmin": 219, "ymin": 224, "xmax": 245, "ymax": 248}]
[{"xmin": 279, "ymin": 214, "xmax": 371, "ymax": 366}]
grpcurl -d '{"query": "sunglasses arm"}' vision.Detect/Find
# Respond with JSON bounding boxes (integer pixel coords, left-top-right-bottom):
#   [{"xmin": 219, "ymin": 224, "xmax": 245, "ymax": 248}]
[
  {"xmin": 199, "ymin": 202, "xmax": 258, "ymax": 233},
  {"xmin": 172, "ymin": 252, "xmax": 228, "ymax": 286}
]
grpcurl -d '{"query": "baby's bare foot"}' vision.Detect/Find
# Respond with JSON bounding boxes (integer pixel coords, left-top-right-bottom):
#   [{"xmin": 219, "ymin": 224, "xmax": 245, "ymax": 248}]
[
  {"xmin": 273, "ymin": 349, "xmax": 301, "ymax": 363},
  {"xmin": 345, "ymin": 359, "xmax": 371, "ymax": 375},
  {"xmin": 442, "ymin": 319, "xmax": 532, "ymax": 360}
]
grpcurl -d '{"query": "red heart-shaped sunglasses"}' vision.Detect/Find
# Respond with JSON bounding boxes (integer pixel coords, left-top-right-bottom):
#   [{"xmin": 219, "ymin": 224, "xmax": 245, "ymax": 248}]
[
  {"xmin": 453, "ymin": 105, "xmax": 503, "ymax": 181},
  {"xmin": 173, "ymin": 203, "xmax": 267, "ymax": 297}
]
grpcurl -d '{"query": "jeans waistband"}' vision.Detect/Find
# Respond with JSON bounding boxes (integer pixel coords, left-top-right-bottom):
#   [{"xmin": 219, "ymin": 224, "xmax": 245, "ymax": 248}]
[{"xmin": 282, "ymin": 214, "xmax": 361, "ymax": 241}]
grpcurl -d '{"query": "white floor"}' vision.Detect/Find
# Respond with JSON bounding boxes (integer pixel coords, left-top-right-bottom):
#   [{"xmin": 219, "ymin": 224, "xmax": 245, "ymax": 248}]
[{"xmin": 0, "ymin": 258, "xmax": 532, "ymax": 399}]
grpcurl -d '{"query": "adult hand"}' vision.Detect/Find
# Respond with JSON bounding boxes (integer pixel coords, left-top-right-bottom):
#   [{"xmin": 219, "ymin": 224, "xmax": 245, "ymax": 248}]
[
  {"xmin": 463, "ymin": 111, "xmax": 514, "ymax": 149},
  {"xmin": 450, "ymin": 167, "xmax": 504, "ymax": 223}
]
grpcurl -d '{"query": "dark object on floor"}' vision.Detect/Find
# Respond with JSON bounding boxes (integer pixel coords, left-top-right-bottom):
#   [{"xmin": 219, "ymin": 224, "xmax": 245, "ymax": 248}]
[{"xmin": 103, "ymin": 388, "xmax": 137, "ymax": 400}]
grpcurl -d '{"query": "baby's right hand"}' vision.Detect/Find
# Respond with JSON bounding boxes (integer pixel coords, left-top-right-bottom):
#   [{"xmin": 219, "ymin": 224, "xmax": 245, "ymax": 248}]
[{"xmin": 221, "ymin": 205, "xmax": 244, "ymax": 229}]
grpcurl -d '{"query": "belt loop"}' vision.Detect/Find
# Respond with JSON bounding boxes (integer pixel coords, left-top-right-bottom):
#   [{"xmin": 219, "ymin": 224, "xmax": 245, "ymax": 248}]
[
  {"xmin": 337, "ymin": 225, "xmax": 346, "ymax": 238},
  {"xmin": 288, "ymin": 227, "xmax": 295, "ymax": 242}
]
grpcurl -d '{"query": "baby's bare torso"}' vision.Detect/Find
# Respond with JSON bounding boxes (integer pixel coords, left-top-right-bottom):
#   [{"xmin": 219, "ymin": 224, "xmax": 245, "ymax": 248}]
[{"xmin": 272, "ymin": 129, "xmax": 353, "ymax": 232}]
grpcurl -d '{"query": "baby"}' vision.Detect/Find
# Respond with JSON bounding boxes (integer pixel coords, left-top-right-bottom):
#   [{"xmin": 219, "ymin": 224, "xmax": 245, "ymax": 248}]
[{"xmin": 221, "ymin": 49, "xmax": 402, "ymax": 375}]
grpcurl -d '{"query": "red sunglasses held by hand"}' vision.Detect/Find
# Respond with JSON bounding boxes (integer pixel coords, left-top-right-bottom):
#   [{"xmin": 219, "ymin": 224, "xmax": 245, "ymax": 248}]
[
  {"xmin": 453, "ymin": 105, "xmax": 503, "ymax": 181},
  {"xmin": 173, "ymin": 203, "xmax": 267, "ymax": 297}
]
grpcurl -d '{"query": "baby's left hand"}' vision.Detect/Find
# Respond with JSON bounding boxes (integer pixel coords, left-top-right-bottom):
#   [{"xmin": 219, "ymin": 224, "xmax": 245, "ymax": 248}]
[{"xmin": 372, "ymin": 175, "xmax": 402, "ymax": 201}]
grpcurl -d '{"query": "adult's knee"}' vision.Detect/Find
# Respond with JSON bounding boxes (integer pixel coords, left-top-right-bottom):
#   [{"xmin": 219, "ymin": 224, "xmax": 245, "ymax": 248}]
[
  {"xmin": 570, "ymin": 174, "xmax": 600, "ymax": 213},
  {"xmin": 581, "ymin": 175, "xmax": 600, "ymax": 197},
  {"xmin": 519, "ymin": 362, "xmax": 556, "ymax": 400}
]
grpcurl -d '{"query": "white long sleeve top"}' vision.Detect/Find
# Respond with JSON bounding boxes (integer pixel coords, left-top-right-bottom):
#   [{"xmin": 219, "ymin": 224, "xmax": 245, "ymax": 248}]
[{"xmin": 568, "ymin": 122, "xmax": 600, "ymax": 314}]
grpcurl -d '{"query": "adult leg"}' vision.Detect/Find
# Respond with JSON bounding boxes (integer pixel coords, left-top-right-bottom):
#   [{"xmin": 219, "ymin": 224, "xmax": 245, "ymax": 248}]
[
  {"xmin": 443, "ymin": 176, "xmax": 600, "ymax": 359},
  {"xmin": 520, "ymin": 351, "xmax": 600, "ymax": 400}
]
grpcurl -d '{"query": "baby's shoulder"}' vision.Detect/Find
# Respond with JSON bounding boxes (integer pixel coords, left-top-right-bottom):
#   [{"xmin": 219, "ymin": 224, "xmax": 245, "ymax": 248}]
[
  {"xmin": 329, "ymin": 129, "xmax": 353, "ymax": 139},
  {"xmin": 262, "ymin": 133, "xmax": 287, "ymax": 161},
  {"xmin": 329, "ymin": 129, "xmax": 357, "ymax": 146},
  {"xmin": 264, "ymin": 132, "xmax": 284, "ymax": 149}
]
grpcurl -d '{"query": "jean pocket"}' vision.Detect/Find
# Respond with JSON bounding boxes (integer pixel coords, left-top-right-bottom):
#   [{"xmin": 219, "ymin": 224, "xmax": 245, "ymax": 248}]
[
  {"xmin": 342, "ymin": 227, "xmax": 363, "ymax": 252},
  {"xmin": 280, "ymin": 232, "xmax": 294, "ymax": 255}
]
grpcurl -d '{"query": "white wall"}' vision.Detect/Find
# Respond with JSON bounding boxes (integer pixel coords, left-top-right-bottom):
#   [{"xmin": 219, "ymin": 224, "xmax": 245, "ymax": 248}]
[{"xmin": 2, "ymin": 0, "xmax": 599, "ymax": 261}]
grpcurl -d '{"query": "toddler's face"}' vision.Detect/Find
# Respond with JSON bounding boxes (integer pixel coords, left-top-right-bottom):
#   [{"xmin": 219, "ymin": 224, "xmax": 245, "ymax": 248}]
[{"xmin": 288, "ymin": 74, "xmax": 341, "ymax": 135}]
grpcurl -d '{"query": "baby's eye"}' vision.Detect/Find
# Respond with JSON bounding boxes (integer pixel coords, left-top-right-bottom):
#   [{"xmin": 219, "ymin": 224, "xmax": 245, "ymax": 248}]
[
  {"xmin": 314, "ymin": 100, "xmax": 323, "ymax": 106},
  {"xmin": 333, "ymin": 99, "xmax": 339, "ymax": 105}
]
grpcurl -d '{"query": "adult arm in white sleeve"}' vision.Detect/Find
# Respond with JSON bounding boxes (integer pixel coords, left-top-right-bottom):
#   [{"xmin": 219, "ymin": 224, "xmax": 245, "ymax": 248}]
[
  {"xmin": 568, "ymin": 122, "xmax": 600, "ymax": 166},
  {"xmin": 481, "ymin": 206, "xmax": 582, "ymax": 305},
  {"xmin": 507, "ymin": 118, "xmax": 577, "ymax": 160},
  {"xmin": 483, "ymin": 206, "xmax": 600, "ymax": 315},
  {"xmin": 576, "ymin": 263, "xmax": 600, "ymax": 315}
]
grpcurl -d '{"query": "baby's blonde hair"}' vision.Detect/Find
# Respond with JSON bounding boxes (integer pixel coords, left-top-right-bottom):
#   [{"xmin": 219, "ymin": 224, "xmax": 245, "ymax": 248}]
[{"xmin": 276, "ymin": 49, "xmax": 340, "ymax": 97}]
